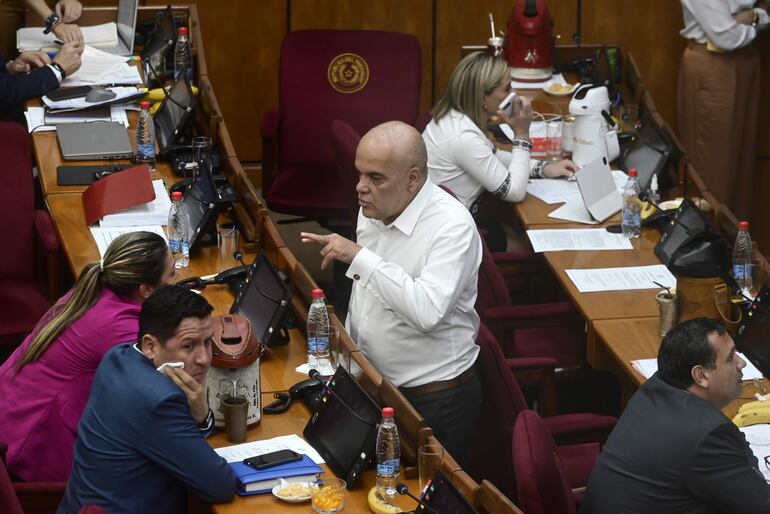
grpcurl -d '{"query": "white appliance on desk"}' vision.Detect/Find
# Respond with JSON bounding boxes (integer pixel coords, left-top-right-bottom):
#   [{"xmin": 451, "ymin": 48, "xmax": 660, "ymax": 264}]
[{"xmin": 569, "ymin": 84, "xmax": 620, "ymax": 167}]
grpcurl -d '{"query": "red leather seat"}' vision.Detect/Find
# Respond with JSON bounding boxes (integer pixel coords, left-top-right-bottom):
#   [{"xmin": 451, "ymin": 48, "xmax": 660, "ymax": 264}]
[{"xmin": 261, "ymin": 29, "xmax": 423, "ymax": 225}]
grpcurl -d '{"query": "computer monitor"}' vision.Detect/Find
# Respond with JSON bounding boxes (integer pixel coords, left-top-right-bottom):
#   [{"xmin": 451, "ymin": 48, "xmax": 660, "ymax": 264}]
[
  {"xmin": 154, "ymin": 72, "xmax": 195, "ymax": 154},
  {"xmin": 617, "ymin": 110, "xmax": 673, "ymax": 193},
  {"xmin": 100, "ymin": 0, "xmax": 139, "ymax": 56},
  {"xmin": 229, "ymin": 249, "xmax": 292, "ymax": 347},
  {"xmin": 736, "ymin": 285, "xmax": 770, "ymax": 379},
  {"xmin": 180, "ymin": 176, "xmax": 218, "ymax": 251}
]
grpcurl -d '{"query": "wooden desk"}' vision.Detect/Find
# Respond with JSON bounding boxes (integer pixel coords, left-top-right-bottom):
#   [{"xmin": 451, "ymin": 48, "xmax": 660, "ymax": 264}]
[{"xmin": 590, "ymin": 317, "xmax": 769, "ymax": 420}]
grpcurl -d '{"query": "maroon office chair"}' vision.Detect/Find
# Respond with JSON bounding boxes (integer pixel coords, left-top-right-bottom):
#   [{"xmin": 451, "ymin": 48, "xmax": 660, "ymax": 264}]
[
  {"xmin": 329, "ymin": 119, "xmax": 362, "ymax": 229},
  {"xmin": 513, "ymin": 409, "xmax": 601, "ymax": 514},
  {"xmin": 0, "ymin": 443, "xmax": 65, "ymax": 514},
  {"xmin": 261, "ymin": 29, "xmax": 423, "ymax": 226},
  {"xmin": 470, "ymin": 324, "xmax": 614, "ymax": 501},
  {"xmin": 0, "ymin": 122, "xmax": 59, "ymax": 351}
]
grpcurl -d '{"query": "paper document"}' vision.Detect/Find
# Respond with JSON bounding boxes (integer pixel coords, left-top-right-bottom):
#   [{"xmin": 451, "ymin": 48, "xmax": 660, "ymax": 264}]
[
  {"xmin": 17, "ymin": 22, "xmax": 118, "ymax": 51},
  {"xmin": 527, "ymin": 178, "xmax": 582, "ymax": 205},
  {"xmin": 99, "ymin": 180, "xmax": 171, "ymax": 227},
  {"xmin": 632, "ymin": 355, "xmax": 761, "ymax": 381},
  {"xmin": 548, "ymin": 201, "xmax": 600, "ymax": 224},
  {"xmin": 90, "ymin": 226, "xmax": 167, "ymax": 257},
  {"xmin": 295, "ymin": 361, "xmax": 336, "ymax": 377},
  {"xmin": 25, "ymin": 105, "xmax": 128, "ymax": 132},
  {"xmin": 741, "ymin": 425, "xmax": 770, "ymax": 483},
  {"xmin": 62, "ymin": 62, "xmax": 143, "ymax": 87},
  {"xmin": 43, "ymin": 86, "xmax": 142, "ymax": 112},
  {"xmin": 65, "ymin": 46, "xmax": 129, "ymax": 83},
  {"xmin": 214, "ymin": 434, "xmax": 325, "ymax": 465},
  {"xmin": 510, "ymin": 73, "xmax": 566, "ymax": 90},
  {"xmin": 565, "ymin": 264, "xmax": 676, "ymax": 293},
  {"xmin": 526, "ymin": 229, "xmax": 633, "ymax": 252}
]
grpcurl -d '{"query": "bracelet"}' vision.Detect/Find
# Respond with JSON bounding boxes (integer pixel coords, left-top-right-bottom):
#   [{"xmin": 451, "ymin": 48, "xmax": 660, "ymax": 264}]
[
  {"xmin": 530, "ymin": 160, "xmax": 547, "ymax": 179},
  {"xmin": 511, "ymin": 138, "xmax": 532, "ymax": 152}
]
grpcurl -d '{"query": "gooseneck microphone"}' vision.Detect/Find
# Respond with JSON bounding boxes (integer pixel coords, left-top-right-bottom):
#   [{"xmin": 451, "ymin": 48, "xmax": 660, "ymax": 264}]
[
  {"xmin": 233, "ymin": 250, "xmax": 283, "ymax": 303},
  {"xmin": 396, "ymin": 483, "xmax": 438, "ymax": 513}
]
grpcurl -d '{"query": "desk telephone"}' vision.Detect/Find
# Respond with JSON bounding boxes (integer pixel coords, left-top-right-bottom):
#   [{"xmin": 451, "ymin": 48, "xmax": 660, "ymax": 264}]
[{"xmin": 263, "ymin": 378, "xmax": 325, "ymax": 415}]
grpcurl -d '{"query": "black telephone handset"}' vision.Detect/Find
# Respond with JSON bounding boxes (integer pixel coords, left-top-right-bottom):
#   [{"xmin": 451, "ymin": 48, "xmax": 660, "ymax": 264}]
[{"xmin": 263, "ymin": 378, "xmax": 325, "ymax": 415}]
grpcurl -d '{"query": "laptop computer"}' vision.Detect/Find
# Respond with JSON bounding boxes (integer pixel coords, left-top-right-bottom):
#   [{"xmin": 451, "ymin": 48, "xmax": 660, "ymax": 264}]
[
  {"xmin": 56, "ymin": 122, "xmax": 133, "ymax": 161},
  {"xmin": 574, "ymin": 156, "xmax": 622, "ymax": 223},
  {"xmin": 101, "ymin": 0, "xmax": 139, "ymax": 56}
]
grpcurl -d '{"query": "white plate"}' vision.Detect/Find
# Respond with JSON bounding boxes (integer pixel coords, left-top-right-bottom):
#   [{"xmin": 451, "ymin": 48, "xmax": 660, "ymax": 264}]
[
  {"xmin": 542, "ymin": 83, "xmax": 578, "ymax": 97},
  {"xmin": 658, "ymin": 199, "xmax": 683, "ymax": 211},
  {"xmin": 272, "ymin": 481, "xmax": 312, "ymax": 503}
]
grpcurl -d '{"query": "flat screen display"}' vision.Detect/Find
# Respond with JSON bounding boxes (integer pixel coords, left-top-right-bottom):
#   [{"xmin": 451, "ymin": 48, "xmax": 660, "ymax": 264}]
[
  {"xmin": 154, "ymin": 73, "xmax": 194, "ymax": 153},
  {"xmin": 229, "ymin": 249, "xmax": 292, "ymax": 347},
  {"xmin": 418, "ymin": 470, "xmax": 478, "ymax": 514},
  {"xmin": 180, "ymin": 177, "xmax": 217, "ymax": 251},
  {"xmin": 736, "ymin": 285, "xmax": 770, "ymax": 379},
  {"xmin": 617, "ymin": 112, "xmax": 673, "ymax": 193},
  {"xmin": 303, "ymin": 365, "xmax": 380, "ymax": 488}
]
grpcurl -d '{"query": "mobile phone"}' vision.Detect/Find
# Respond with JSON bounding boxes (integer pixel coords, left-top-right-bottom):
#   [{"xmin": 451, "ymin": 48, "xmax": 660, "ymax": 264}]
[
  {"xmin": 156, "ymin": 361, "xmax": 185, "ymax": 373},
  {"xmin": 498, "ymin": 91, "xmax": 517, "ymax": 116},
  {"xmin": 244, "ymin": 449, "xmax": 303, "ymax": 470}
]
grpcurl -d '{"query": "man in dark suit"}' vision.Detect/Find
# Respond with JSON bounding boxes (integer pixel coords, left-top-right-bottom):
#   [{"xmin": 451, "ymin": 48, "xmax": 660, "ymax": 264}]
[
  {"xmin": 1, "ymin": 41, "xmax": 82, "ymax": 124},
  {"xmin": 57, "ymin": 285, "xmax": 237, "ymax": 514},
  {"xmin": 581, "ymin": 317, "xmax": 770, "ymax": 513}
]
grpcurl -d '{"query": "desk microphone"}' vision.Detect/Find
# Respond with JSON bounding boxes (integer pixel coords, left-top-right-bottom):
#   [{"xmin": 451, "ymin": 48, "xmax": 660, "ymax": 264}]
[
  {"xmin": 307, "ymin": 368, "xmax": 375, "ymax": 426},
  {"xmin": 233, "ymin": 250, "xmax": 283, "ymax": 303},
  {"xmin": 395, "ymin": 483, "xmax": 438, "ymax": 513}
]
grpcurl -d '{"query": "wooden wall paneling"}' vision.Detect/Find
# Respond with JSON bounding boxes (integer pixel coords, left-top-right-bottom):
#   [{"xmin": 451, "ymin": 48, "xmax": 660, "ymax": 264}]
[{"xmin": 290, "ymin": 0, "xmax": 434, "ymax": 114}]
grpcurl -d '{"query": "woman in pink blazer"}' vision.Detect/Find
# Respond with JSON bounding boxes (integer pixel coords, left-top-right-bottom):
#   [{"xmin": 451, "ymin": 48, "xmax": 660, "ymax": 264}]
[{"xmin": 0, "ymin": 231, "xmax": 176, "ymax": 481}]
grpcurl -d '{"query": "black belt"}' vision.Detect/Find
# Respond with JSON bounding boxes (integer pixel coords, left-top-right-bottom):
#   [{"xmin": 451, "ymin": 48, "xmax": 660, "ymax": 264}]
[{"xmin": 400, "ymin": 365, "xmax": 476, "ymax": 398}]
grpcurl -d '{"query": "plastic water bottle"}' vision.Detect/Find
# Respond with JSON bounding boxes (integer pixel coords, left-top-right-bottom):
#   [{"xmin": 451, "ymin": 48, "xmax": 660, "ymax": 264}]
[
  {"xmin": 733, "ymin": 221, "xmax": 753, "ymax": 298},
  {"xmin": 173, "ymin": 26, "xmax": 193, "ymax": 83},
  {"xmin": 375, "ymin": 407, "xmax": 400, "ymax": 499},
  {"xmin": 167, "ymin": 191, "xmax": 189, "ymax": 268},
  {"xmin": 647, "ymin": 173, "xmax": 660, "ymax": 204},
  {"xmin": 306, "ymin": 289, "xmax": 330, "ymax": 368},
  {"xmin": 621, "ymin": 168, "xmax": 641, "ymax": 238},
  {"xmin": 135, "ymin": 101, "xmax": 156, "ymax": 171}
]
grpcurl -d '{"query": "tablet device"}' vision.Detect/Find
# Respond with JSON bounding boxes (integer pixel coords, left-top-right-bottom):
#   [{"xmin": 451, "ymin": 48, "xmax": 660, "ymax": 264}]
[
  {"xmin": 736, "ymin": 285, "xmax": 770, "ymax": 379},
  {"xmin": 303, "ymin": 365, "xmax": 381, "ymax": 489},
  {"xmin": 575, "ymin": 156, "xmax": 622, "ymax": 223},
  {"xmin": 616, "ymin": 111, "xmax": 673, "ymax": 193},
  {"xmin": 154, "ymin": 72, "xmax": 195, "ymax": 155},
  {"xmin": 229, "ymin": 249, "xmax": 292, "ymax": 347},
  {"xmin": 417, "ymin": 469, "xmax": 478, "ymax": 513},
  {"xmin": 181, "ymin": 176, "xmax": 219, "ymax": 251}
]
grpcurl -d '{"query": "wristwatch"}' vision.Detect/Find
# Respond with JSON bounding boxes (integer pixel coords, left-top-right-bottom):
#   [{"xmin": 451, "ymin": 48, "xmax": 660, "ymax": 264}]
[
  {"xmin": 50, "ymin": 61, "xmax": 66, "ymax": 80},
  {"xmin": 752, "ymin": 9, "xmax": 760, "ymax": 27},
  {"xmin": 43, "ymin": 13, "xmax": 60, "ymax": 35}
]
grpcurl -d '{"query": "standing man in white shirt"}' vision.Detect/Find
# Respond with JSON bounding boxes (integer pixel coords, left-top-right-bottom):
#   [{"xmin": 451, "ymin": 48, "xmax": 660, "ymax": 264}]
[{"xmin": 301, "ymin": 121, "xmax": 482, "ymax": 466}]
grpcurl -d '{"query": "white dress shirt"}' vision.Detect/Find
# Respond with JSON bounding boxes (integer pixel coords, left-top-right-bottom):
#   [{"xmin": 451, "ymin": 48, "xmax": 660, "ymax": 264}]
[
  {"xmin": 345, "ymin": 179, "xmax": 481, "ymax": 388},
  {"xmin": 680, "ymin": 0, "xmax": 768, "ymax": 50},
  {"xmin": 423, "ymin": 109, "xmax": 538, "ymax": 212}
]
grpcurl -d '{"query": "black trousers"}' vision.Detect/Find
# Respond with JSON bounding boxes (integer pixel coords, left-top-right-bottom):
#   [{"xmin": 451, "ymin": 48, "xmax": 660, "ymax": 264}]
[{"xmin": 400, "ymin": 373, "xmax": 482, "ymax": 469}]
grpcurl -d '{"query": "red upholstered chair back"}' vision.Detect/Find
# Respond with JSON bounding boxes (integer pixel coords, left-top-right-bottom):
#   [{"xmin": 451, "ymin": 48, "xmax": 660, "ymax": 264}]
[
  {"xmin": 330, "ymin": 119, "xmax": 362, "ymax": 224},
  {"xmin": 513, "ymin": 410, "xmax": 576, "ymax": 514},
  {"xmin": 476, "ymin": 231, "xmax": 513, "ymax": 314},
  {"xmin": 471, "ymin": 324, "xmax": 530, "ymax": 499},
  {"xmin": 0, "ymin": 445, "xmax": 24, "ymax": 514},
  {"xmin": 0, "ymin": 122, "xmax": 35, "ymax": 282},
  {"xmin": 278, "ymin": 29, "xmax": 421, "ymax": 171}
]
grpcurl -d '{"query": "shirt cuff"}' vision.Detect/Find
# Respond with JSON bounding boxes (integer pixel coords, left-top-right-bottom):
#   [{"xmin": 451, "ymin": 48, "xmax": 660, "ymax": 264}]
[
  {"xmin": 46, "ymin": 63, "xmax": 63, "ymax": 82},
  {"xmin": 197, "ymin": 408, "xmax": 214, "ymax": 432},
  {"xmin": 756, "ymin": 8, "xmax": 769, "ymax": 29},
  {"xmin": 346, "ymin": 246, "xmax": 382, "ymax": 287}
]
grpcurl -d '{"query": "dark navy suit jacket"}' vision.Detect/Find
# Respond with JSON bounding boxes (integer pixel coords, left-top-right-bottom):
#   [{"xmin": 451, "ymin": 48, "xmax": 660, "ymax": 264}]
[
  {"xmin": 581, "ymin": 373, "xmax": 770, "ymax": 514},
  {"xmin": 57, "ymin": 343, "xmax": 236, "ymax": 514},
  {"xmin": 0, "ymin": 56, "xmax": 59, "ymax": 122}
]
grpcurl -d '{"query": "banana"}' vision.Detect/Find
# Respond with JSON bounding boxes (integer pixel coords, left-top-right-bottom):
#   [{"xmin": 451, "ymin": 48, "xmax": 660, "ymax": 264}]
[
  {"xmin": 142, "ymin": 85, "xmax": 200, "ymax": 103},
  {"xmin": 738, "ymin": 399, "xmax": 770, "ymax": 414},
  {"xmin": 367, "ymin": 487, "xmax": 406, "ymax": 514},
  {"xmin": 733, "ymin": 408, "xmax": 770, "ymax": 428}
]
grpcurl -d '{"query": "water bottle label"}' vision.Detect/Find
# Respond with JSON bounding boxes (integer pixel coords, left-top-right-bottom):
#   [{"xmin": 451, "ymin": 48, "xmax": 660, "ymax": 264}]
[
  {"xmin": 181, "ymin": 240, "xmax": 190, "ymax": 256},
  {"xmin": 376, "ymin": 459, "xmax": 399, "ymax": 475},
  {"xmin": 315, "ymin": 336, "xmax": 329, "ymax": 352},
  {"xmin": 308, "ymin": 337, "xmax": 317, "ymax": 353},
  {"xmin": 136, "ymin": 143, "xmax": 156, "ymax": 159},
  {"xmin": 169, "ymin": 239, "xmax": 180, "ymax": 252},
  {"xmin": 733, "ymin": 264, "xmax": 746, "ymax": 280}
]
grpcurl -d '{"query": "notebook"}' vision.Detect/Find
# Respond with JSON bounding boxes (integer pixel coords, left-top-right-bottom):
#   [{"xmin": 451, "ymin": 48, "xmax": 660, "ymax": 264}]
[{"xmin": 230, "ymin": 454, "xmax": 322, "ymax": 495}]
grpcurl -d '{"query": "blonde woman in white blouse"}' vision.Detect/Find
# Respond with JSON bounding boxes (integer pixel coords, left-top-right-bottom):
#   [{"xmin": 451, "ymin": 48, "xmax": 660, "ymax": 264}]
[{"xmin": 423, "ymin": 52, "xmax": 577, "ymax": 216}]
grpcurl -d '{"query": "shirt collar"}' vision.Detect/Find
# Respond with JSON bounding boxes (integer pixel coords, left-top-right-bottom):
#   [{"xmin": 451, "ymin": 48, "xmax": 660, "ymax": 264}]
[{"xmin": 388, "ymin": 179, "xmax": 434, "ymax": 237}]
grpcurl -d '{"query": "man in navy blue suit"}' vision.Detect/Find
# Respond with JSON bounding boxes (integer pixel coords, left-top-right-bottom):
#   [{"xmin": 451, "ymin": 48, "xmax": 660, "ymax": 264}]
[
  {"xmin": 57, "ymin": 285, "xmax": 237, "ymax": 514},
  {"xmin": 1, "ymin": 41, "xmax": 82, "ymax": 124}
]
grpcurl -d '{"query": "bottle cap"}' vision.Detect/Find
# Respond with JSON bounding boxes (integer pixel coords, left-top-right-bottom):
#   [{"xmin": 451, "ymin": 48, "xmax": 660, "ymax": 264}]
[
  {"xmin": 628, "ymin": 168, "xmax": 638, "ymax": 177},
  {"xmin": 140, "ymin": 101, "xmax": 151, "ymax": 110},
  {"xmin": 740, "ymin": 221, "xmax": 749, "ymax": 230},
  {"xmin": 171, "ymin": 191, "xmax": 182, "ymax": 201},
  {"xmin": 381, "ymin": 407, "xmax": 394, "ymax": 418},
  {"xmin": 178, "ymin": 26, "xmax": 188, "ymax": 36},
  {"xmin": 311, "ymin": 288, "xmax": 324, "ymax": 299}
]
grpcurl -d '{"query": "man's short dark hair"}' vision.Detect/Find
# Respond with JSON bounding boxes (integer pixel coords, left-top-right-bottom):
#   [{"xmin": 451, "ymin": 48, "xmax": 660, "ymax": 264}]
[
  {"xmin": 138, "ymin": 285, "xmax": 213, "ymax": 347},
  {"xmin": 657, "ymin": 317, "xmax": 727, "ymax": 389}
]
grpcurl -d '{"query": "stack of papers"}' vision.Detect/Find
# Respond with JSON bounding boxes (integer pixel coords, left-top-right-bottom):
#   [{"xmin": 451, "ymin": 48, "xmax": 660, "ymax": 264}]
[
  {"xmin": 632, "ymin": 355, "xmax": 761, "ymax": 380},
  {"xmin": 65, "ymin": 46, "xmax": 129, "ymax": 83},
  {"xmin": 61, "ymin": 62, "xmax": 142, "ymax": 87},
  {"xmin": 43, "ymin": 86, "xmax": 143, "ymax": 112},
  {"xmin": 17, "ymin": 23, "xmax": 118, "ymax": 51},
  {"xmin": 90, "ymin": 226, "xmax": 167, "ymax": 257},
  {"xmin": 24, "ymin": 105, "xmax": 128, "ymax": 132},
  {"xmin": 214, "ymin": 434, "xmax": 325, "ymax": 464},
  {"xmin": 565, "ymin": 264, "xmax": 676, "ymax": 293},
  {"xmin": 526, "ymin": 229, "xmax": 633, "ymax": 252},
  {"xmin": 740, "ymin": 425, "xmax": 770, "ymax": 483},
  {"xmin": 99, "ymin": 180, "xmax": 172, "ymax": 227}
]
